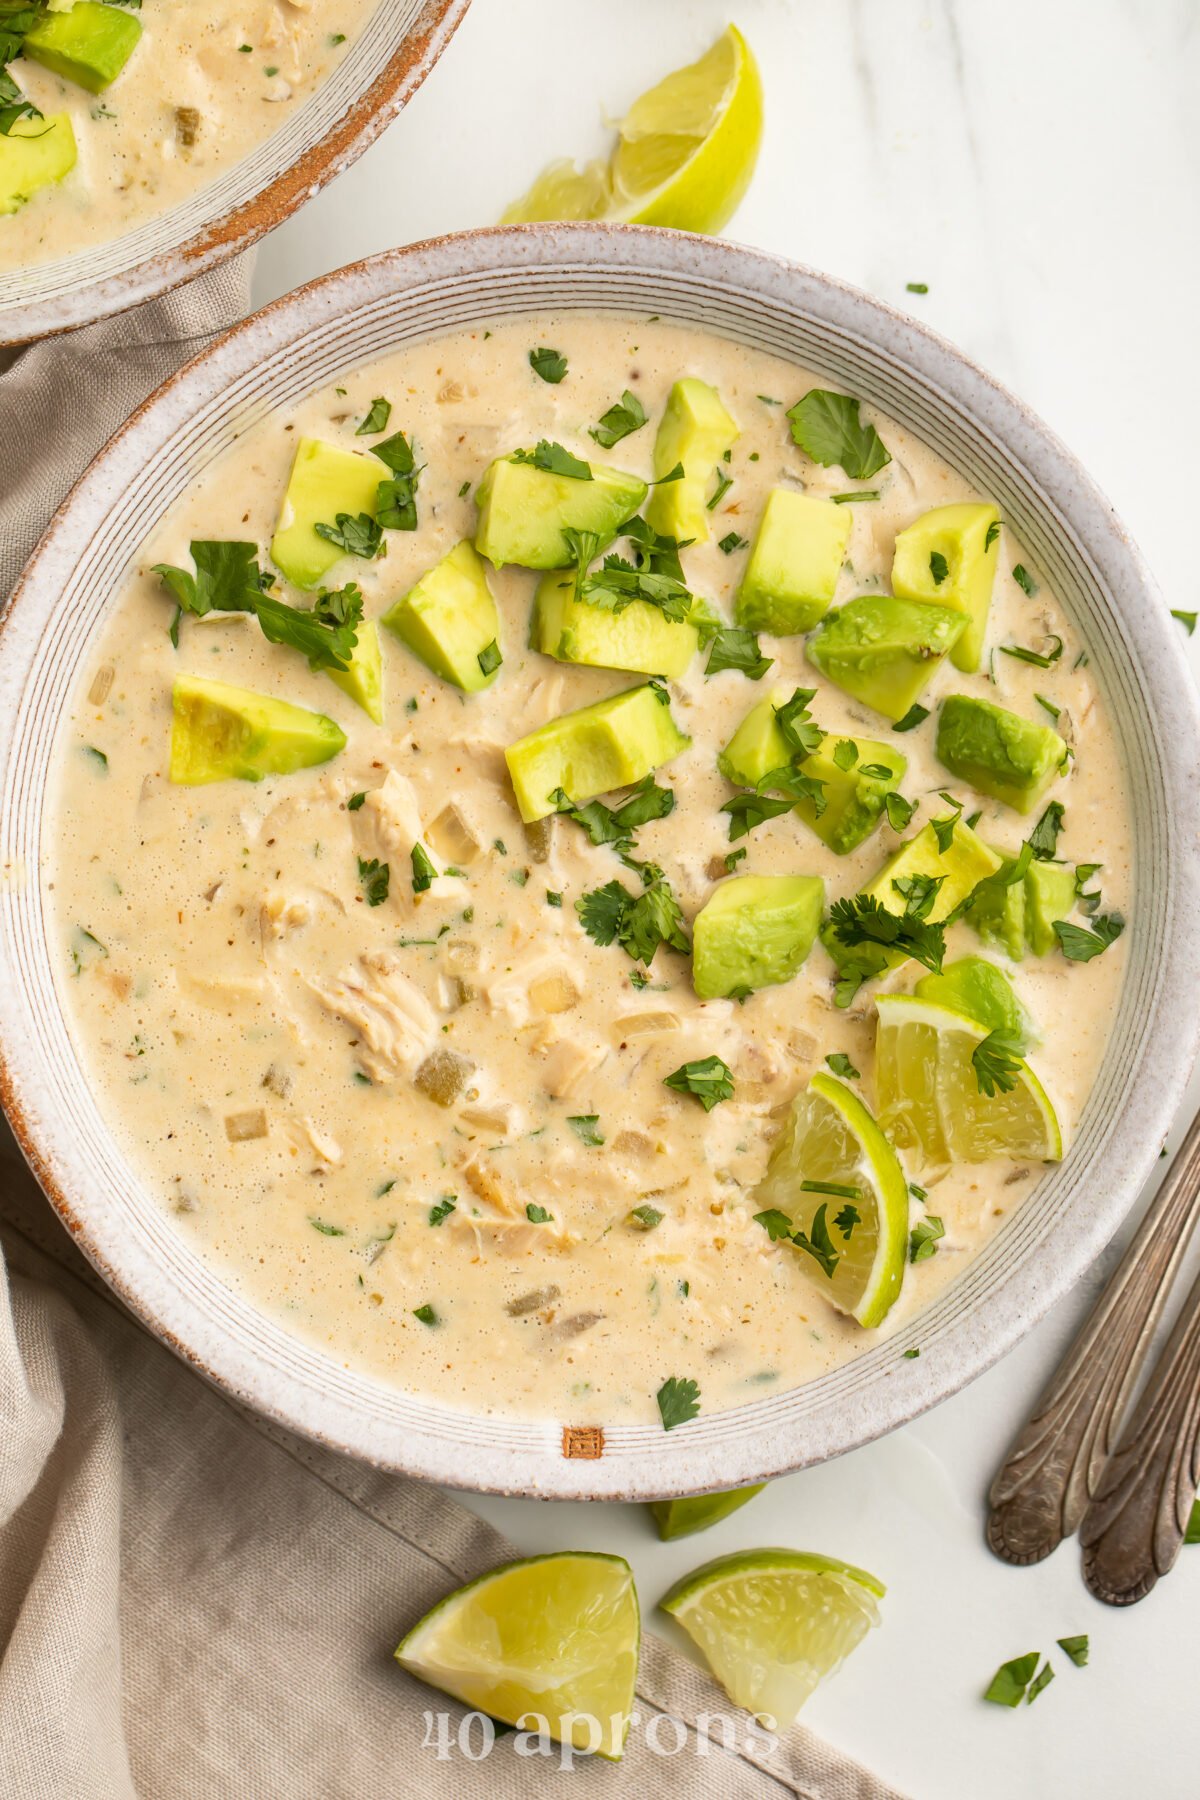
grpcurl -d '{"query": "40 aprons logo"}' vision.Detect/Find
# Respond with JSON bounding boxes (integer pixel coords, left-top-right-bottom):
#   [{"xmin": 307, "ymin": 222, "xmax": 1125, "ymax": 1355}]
[{"xmin": 421, "ymin": 1706, "xmax": 779, "ymax": 1768}]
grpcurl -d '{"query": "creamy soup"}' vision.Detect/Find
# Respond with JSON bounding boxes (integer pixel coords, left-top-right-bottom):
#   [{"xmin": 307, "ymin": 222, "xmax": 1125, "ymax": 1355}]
[
  {"xmin": 47, "ymin": 315, "xmax": 1130, "ymax": 1428},
  {"xmin": 1, "ymin": 0, "xmax": 378, "ymax": 271}
]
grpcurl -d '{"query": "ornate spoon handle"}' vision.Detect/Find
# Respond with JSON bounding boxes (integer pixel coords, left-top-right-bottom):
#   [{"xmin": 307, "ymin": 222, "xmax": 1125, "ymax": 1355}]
[
  {"xmin": 1079, "ymin": 1255, "xmax": 1200, "ymax": 1606},
  {"xmin": 987, "ymin": 1108, "xmax": 1200, "ymax": 1566}
]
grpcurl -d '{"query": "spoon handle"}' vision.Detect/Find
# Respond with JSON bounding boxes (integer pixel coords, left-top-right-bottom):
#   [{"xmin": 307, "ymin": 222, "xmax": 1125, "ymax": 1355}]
[
  {"xmin": 987, "ymin": 1107, "xmax": 1200, "ymax": 1566},
  {"xmin": 1079, "ymin": 1251, "xmax": 1200, "ymax": 1606}
]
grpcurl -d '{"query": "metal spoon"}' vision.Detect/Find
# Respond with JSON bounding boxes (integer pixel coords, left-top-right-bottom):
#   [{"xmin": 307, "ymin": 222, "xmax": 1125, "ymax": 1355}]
[{"xmin": 987, "ymin": 1107, "xmax": 1200, "ymax": 1569}]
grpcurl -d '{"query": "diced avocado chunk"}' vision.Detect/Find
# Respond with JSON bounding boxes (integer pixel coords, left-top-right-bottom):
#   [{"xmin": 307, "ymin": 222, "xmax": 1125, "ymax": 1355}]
[
  {"xmin": 718, "ymin": 688, "xmax": 906, "ymax": 855},
  {"xmin": 915, "ymin": 956, "xmax": 1034, "ymax": 1045},
  {"xmin": 892, "ymin": 502, "xmax": 999, "ymax": 673},
  {"xmin": 806, "ymin": 595, "xmax": 966, "ymax": 722},
  {"xmin": 0, "ymin": 114, "xmax": 76, "ymax": 214},
  {"xmin": 381, "ymin": 540, "xmax": 501, "ymax": 692},
  {"xmin": 505, "ymin": 683, "xmax": 689, "ymax": 823},
  {"xmin": 1025, "ymin": 860, "xmax": 1077, "ymax": 956},
  {"xmin": 170, "ymin": 675, "xmax": 346, "ymax": 785},
  {"xmin": 23, "ymin": 2, "xmax": 142, "ymax": 93},
  {"xmin": 474, "ymin": 455, "xmax": 646, "ymax": 569},
  {"xmin": 645, "ymin": 378, "xmax": 738, "ymax": 544},
  {"xmin": 735, "ymin": 488, "xmax": 851, "ymax": 635},
  {"xmin": 328, "ymin": 619, "xmax": 383, "ymax": 722},
  {"xmin": 532, "ymin": 569, "xmax": 698, "ymax": 678},
  {"xmin": 935, "ymin": 694, "xmax": 1067, "ymax": 814},
  {"xmin": 270, "ymin": 437, "xmax": 382, "ymax": 591},
  {"xmin": 965, "ymin": 850, "xmax": 1026, "ymax": 961},
  {"xmin": 693, "ymin": 874, "xmax": 824, "ymax": 1000}
]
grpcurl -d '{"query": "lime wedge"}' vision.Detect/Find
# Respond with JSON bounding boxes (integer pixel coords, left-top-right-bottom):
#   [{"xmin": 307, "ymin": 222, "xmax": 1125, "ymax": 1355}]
[
  {"xmin": 875, "ymin": 993, "xmax": 1063, "ymax": 1167},
  {"xmin": 502, "ymin": 26, "xmax": 763, "ymax": 235},
  {"xmin": 660, "ymin": 1548, "xmax": 884, "ymax": 1726},
  {"xmin": 501, "ymin": 156, "xmax": 612, "ymax": 224},
  {"xmin": 395, "ymin": 1553, "xmax": 639, "ymax": 1759},
  {"xmin": 753, "ymin": 1071, "xmax": 910, "ymax": 1328},
  {"xmin": 650, "ymin": 1484, "xmax": 766, "ymax": 1541}
]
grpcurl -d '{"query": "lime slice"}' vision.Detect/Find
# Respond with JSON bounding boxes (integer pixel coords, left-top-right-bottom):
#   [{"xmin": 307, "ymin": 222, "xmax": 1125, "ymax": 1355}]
[
  {"xmin": 650, "ymin": 1484, "xmax": 766, "ymax": 1541},
  {"xmin": 753, "ymin": 1071, "xmax": 910, "ymax": 1328},
  {"xmin": 501, "ymin": 156, "xmax": 612, "ymax": 225},
  {"xmin": 502, "ymin": 26, "xmax": 763, "ymax": 235},
  {"xmin": 660, "ymin": 1549, "xmax": 884, "ymax": 1727},
  {"xmin": 875, "ymin": 993, "xmax": 1063, "ymax": 1167},
  {"xmin": 395, "ymin": 1553, "xmax": 639, "ymax": 1760}
]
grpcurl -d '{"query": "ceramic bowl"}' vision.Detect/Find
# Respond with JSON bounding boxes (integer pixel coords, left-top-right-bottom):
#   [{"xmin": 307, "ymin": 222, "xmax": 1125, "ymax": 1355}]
[
  {"xmin": 0, "ymin": 0, "xmax": 471, "ymax": 346},
  {"xmin": 3, "ymin": 224, "xmax": 1198, "ymax": 1499}
]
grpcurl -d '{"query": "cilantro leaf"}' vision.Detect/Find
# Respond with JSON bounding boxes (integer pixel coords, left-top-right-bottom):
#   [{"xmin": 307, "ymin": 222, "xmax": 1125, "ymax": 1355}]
[
  {"xmin": 892, "ymin": 703, "xmax": 930, "ymax": 733},
  {"xmin": 511, "ymin": 441, "xmax": 592, "ymax": 480},
  {"xmin": 825, "ymin": 1052, "xmax": 860, "ymax": 1079},
  {"xmin": 972, "ymin": 1029, "xmax": 1022, "ymax": 1097},
  {"xmin": 983, "ymin": 1653, "xmax": 1040, "ymax": 1707},
  {"xmin": 663, "ymin": 1055, "xmax": 735, "ymax": 1111},
  {"xmin": 153, "ymin": 539, "xmax": 264, "ymax": 617},
  {"xmin": 477, "ymin": 639, "xmax": 502, "ymax": 677},
  {"xmin": 754, "ymin": 1209, "xmax": 794, "ymax": 1241},
  {"xmin": 252, "ymin": 582, "xmax": 364, "ymax": 672},
  {"xmin": 774, "ymin": 688, "xmax": 825, "ymax": 758},
  {"xmin": 373, "ymin": 431, "xmax": 422, "ymax": 530},
  {"xmin": 357, "ymin": 856, "xmax": 390, "ymax": 907},
  {"xmin": 1028, "ymin": 800, "xmax": 1065, "ymax": 861},
  {"xmin": 590, "ymin": 389, "xmax": 646, "ymax": 448},
  {"xmin": 832, "ymin": 738, "xmax": 859, "ymax": 772},
  {"xmin": 1172, "ymin": 609, "xmax": 1197, "ymax": 636},
  {"xmin": 1012, "ymin": 563, "xmax": 1039, "ymax": 597},
  {"xmin": 885, "ymin": 791, "xmax": 916, "ymax": 831},
  {"xmin": 720, "ymin": 791, "xmax": 795, "ymax": 841},
  {"xmin": 719, "ymin": 530, "xmax": 748, "ymax": 554},
  {"xmin": 705, "ymin": 626, "xmax": 773, "ymax": 679},
  {"xmin": 553, "ymin": 774, "xmax": 674, "ymax": 855},
  {"xmin": 410, "ymin": 843, "xmax": 437, "ymax": 893},
  {"xmin": 792, "ymin": 1203, "xmax": 839, "ymax": 1278},
  {"xmin": 153, "ymin": 544, "xmax": 362, "ymax": 672},
  {"xmin": 1056, "ymin": 1635, "xmax": 1089, "ymax": 1667},
  {"xmin": 827, "ymin": 889, "xmax": 947, "ymax": 984},
  {"xmin": 656, "ymin": 1376, "xmax": 701, "ymax": 1431},
  {"xmin": 412, "ymin": 1303, "xmax": 438, "ymax": 1325},
  {"xmin": 834, "ymin": 1202, "xmax": 861, "ymax": 1238},
  {"xmin": 1053, "ymin": 913, "xmax": 1124, "ymax": 962},
  {"xmin": 356, "ymin": 396, "xmax": 391, "ymax": 435},
  {"xmin": 566, "ymin": 1114, "xmax": 604, "ymax": 1147},
  {"xmin": 427, "ymin": 1194, "xmax": 457, "ymax": 1226},
  {"xmin": 313, "ymin": 512, "xmax": 383, "ymax": 559},
  {"xmin": 786, "ymin": 389, "xmax": 891, "ymax": 480},
  {"xmin": 576, "ymin": 868, "xmax": 689, "ymax": 965},
  {"xmin": 998, "ymin": 634, "xmax": 1063, "ymax": 668},
  {"xmin": 909, "ymin": 1215, "xmax": 945, "ymax": 1263},
  {"xmin": 929, "ymin": 550, "xmax": 949, "ymax": 585},
  {"xmin": 529, "ymin": 346, "xmax": 567, "ymax": 384},
  {"xmin": 628, "ymin": 1204, "xmax": 663, "ymax": 1230},
  {"xmin": 525, "ymin": 1202, "xmax": 554, "ymax": 1222}
]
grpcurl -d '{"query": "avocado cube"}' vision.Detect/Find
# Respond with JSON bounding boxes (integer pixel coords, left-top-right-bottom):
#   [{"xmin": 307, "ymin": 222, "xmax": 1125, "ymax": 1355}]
[
  {"xmin": 806, "ymin": 595, "xmax": 966, "ymax": 722},
  {"xmin": 1025, "ymin": 860, "xmax": 1077, "ymax": 955},
  {"xmin": 170, "ymin": 675, "xmax": 346, "ymax": 785},
  {"xmin": 23, "ymin": 2, "xmax": 142, "ymax": 93},
  {"xmin": 532, "ymin": 569, "xmax": 698, "ymax": 678},
  {"xmin": 645, "ymin": 378, "xmax": 738, "ymax": 544},
  {"xmin": 474, "ymin": 455, "xmax": 646, "ymax": 569},
  {"xmin": 381, "ymin": 540, "xmax": 501, "ymax": 692},
  {"xmin": 718, "ymin": 690, "xmax": 906, "ymax": 856},
  {"xmin": 892, "ymin": 503, "xmax": 999, "ymax": 673},
  {"xmin": 965, "ymin": 850, "xmax": 1026, "ymax": 961},
  {"xmin": 693, "ymin": 875, "xmax": 825, "ymax": 1000},
  {"xmin": 735, "ymin": 488, "xmax": 851, "ymax": 635},
  {"xmin": 271, "ymin": 437, "xmax": 382, "ymax": 591},
  {"xmin": 915, "ymin": 956, "xmax": 1034, "ymax": 1044},
  {"xmin": 328, "ymin": 620, "xmax": 383, "ymax": 722},
  {"xmin": 0, "ymin": 114, "xmax": 76, "ymax": 215},
  {"xmin": 505, "ymin": 684, "xmax": 689, "ymax": 822},
  {"xmin": 935, "ymin": 694, "xmax": 1067, "ymax": 814}
]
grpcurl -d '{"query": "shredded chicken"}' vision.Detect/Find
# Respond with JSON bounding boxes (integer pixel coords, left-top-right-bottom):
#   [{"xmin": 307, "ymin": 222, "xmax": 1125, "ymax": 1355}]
[
  {"xmin": 355, "ymin": 770, "xmax": 423, "ymax": 866},
  {"xmin": 308, "ymin": 951, "xmax": 437, "ymax": 1082}
]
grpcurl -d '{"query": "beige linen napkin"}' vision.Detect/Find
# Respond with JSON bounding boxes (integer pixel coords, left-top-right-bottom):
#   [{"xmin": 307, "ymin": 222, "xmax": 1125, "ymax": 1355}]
[{"xmin": 0, "ymin": 275, "xmax": 906, "ymax": 1800}]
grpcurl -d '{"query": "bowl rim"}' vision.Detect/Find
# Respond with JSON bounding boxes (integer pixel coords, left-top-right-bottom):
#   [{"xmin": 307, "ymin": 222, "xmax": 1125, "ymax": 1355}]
[
  {"xmin": 4, "ymin": 221, "xmax": 1199, "ymax": 1500},
  {"xmin": 0, "ymin": 0, "xmax": 472, "ymax": 347}
]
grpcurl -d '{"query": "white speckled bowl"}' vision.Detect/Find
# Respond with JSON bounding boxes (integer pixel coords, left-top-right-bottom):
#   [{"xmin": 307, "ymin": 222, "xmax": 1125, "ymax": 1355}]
[
  {"xmin": 0, "ymin": 0, "xmax": 471, "ymax": 346},
  {"xmin": 2, "ymin": 225, "xmax": 1198, "ymax": 1499}
]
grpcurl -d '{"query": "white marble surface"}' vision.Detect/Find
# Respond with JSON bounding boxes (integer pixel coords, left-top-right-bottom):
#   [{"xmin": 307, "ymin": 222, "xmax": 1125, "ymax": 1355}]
[{"xmin": 255, "ymin": 5, "xmax": 1200, "ymax": 1794}]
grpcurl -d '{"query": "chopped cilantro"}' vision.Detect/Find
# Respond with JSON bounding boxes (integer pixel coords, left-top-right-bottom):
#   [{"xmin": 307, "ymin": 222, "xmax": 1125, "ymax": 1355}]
[
  {"xmin": 1028, "ymin": 801, "xmax": 1065, "ymax": 860},
  {"xmin": 567, "ymin": 1114, "xmax": 605, "ymax": 1147},
  {"xmin": 529, "ymin": 346, "xmax": 568, "ymax": 384},
  {"xmin": 477, "ymin": 639, "xmax": 502, "ymax": 677},
  {"xmin": 576, "ymin": 867, "xmax": 689, "ymax": 965},
  {"xmin": 428, "ymin": 1194, "xmax": 457, "ymax": 1226},
  {"xmin": 972, "ymin": 1029, "xmax": 1022, "ymax": 1097},
  {"xmin": 347, "ymin": 791, "xmax": 366, "ymax": 811},
  {"xmin": 998, "ymin": 635, "xmax": 1062, "ymax": 668},
  {"xmin": 786, "ymin": 389, "xmax": 891, "ymax": 480},
  {"xmin": 892, "ymin": 703, "xmax": 930, "ymax": 732},
  {"xmin": 656, "ymin": 1375, "xmax": 701, "ymax": 1431},
  {"xmin": 1053, "ymin": 913, "xmax": 1124, "ymax": 961},
  {"xmin": 410, "ymin": 843, "xmax": 437, "ymax": 893},
  {"xmin": 590, "ymin": 389, "xmax": 647, "ymax": 448},
  {"xmin": 511, "ymin": 441, "xmax": 592, "ymax": 480},
  {"xmin": 719, "ymin": 530, "xmax": 749, "ymax": 553},
  {"xmin": 412, "ymin": 1303, "xmax": 438, "ymax": 1325},
  {"xmin": 825, "ymin": 1052, "xmax": 860, "ymax": 1079},
  {"xmin": 909, "ymin": 1215, "xmax": 945, "ymax": 1263},
  {"xmin": 792, "ymin": 1203, "xmax": 840, "ymax": 1278},
  {"xmin": 313, "ymin": 513, "xmax": 382, "ymax": 559},
  {"xmin": 357, "ymin": 856, "xmax": 390, "ymax": 907},
  {"xmin": 628, "ymin": 1204, "xmax": 663, "ymax": 1230},
  {"xmin": 663, "ymin": 1055, "xmax": 735, "ymax": 1111},
  {"xmin": 705, "ymin": 626, "xmax": 773, "ymax": 680},
  {"xmin": 356, "ymin": 396, "xmax": 391, "ymax": 435},
  {"xmin": 525, "ymin": 1203, "xmax": 554, "ymax": 1223},
  {"xmin": 1012, "ymin": 563, "xmax": 1039, "ymax": 597},
  {"xmin": 1057, "ymin": 1635, "xmax": 1089, "ymax": 1666}
]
